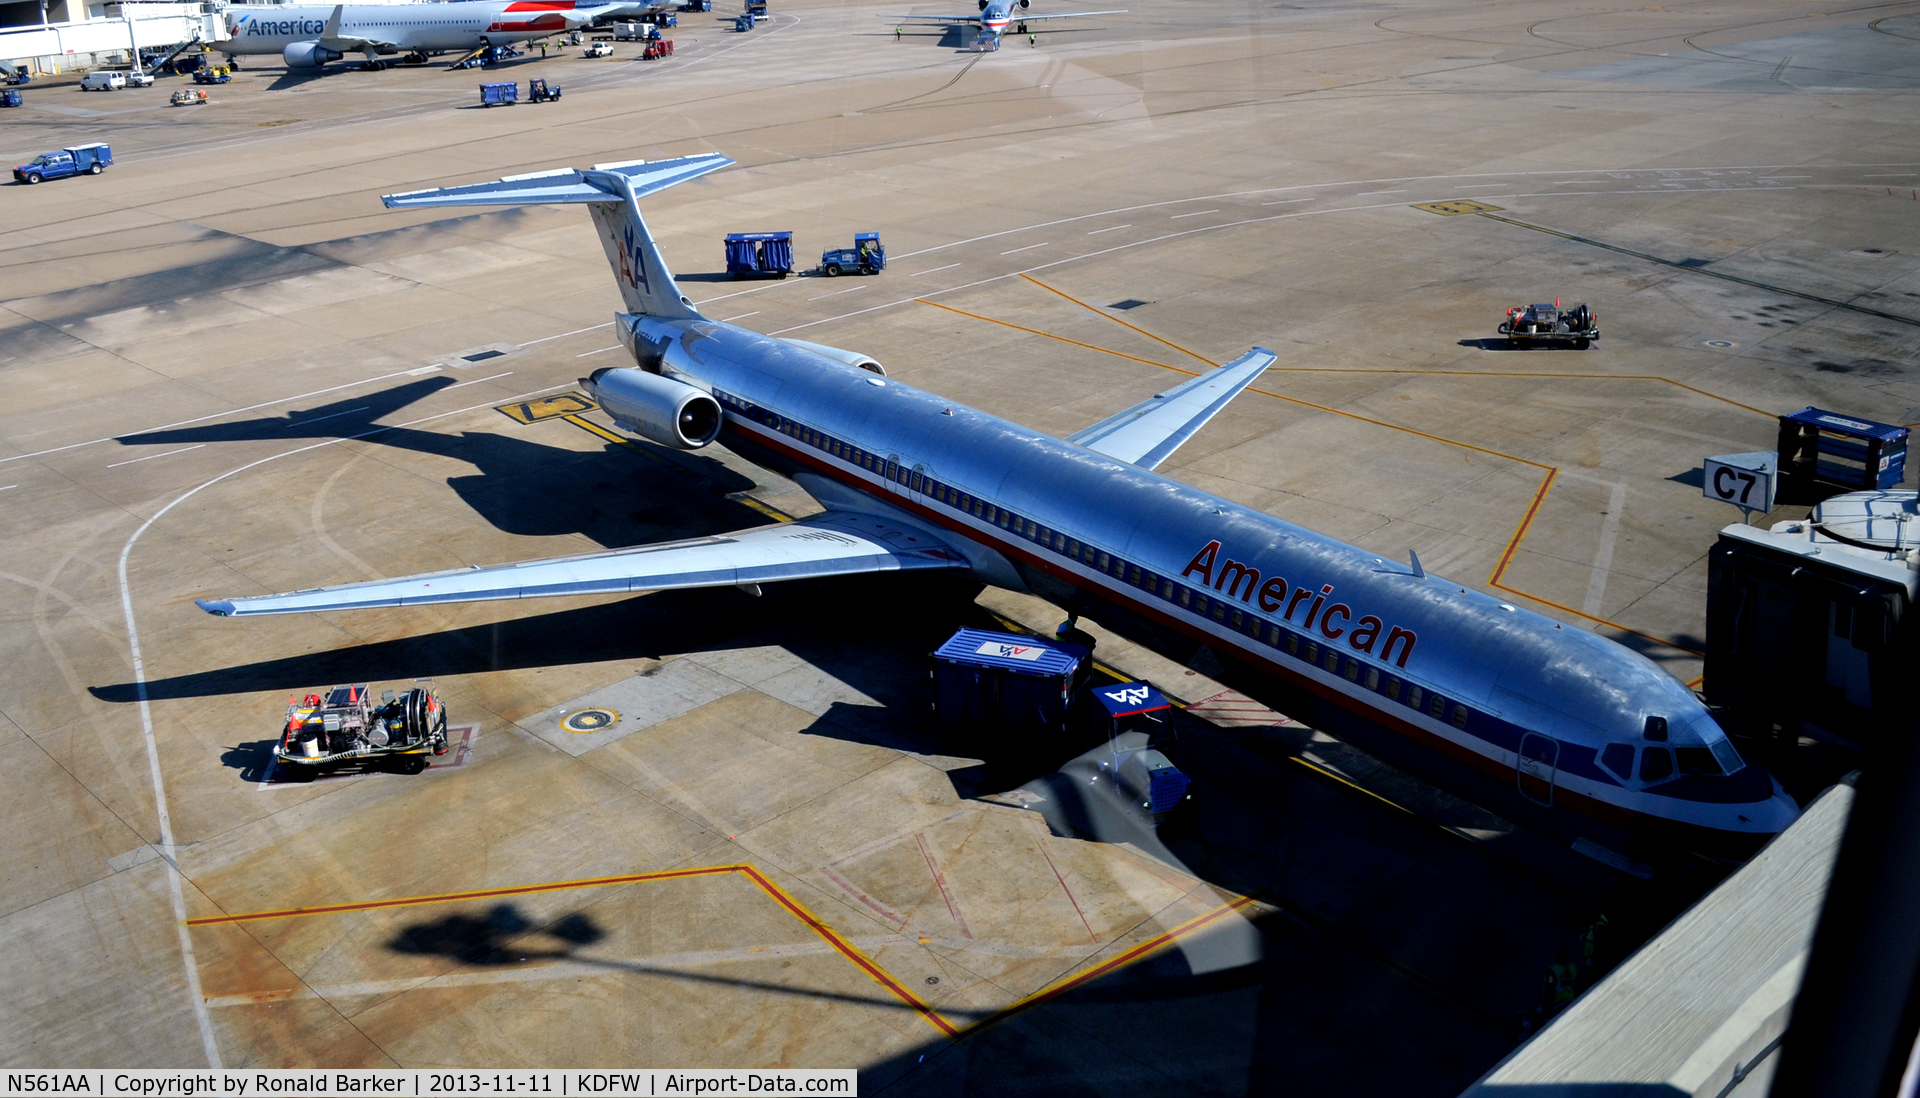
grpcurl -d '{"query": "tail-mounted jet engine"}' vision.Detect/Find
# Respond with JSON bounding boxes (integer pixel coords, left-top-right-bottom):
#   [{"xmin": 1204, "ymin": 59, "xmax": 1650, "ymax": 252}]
[
  {"xmin": 781, "ymin": 338, "xmax": 886, "ymax": 377},
  {"xmin": 283, "ymin": 42, "xmax": 344, "ymax": 67},
  {"xmin": 583, "ymin": 367, "xmax": 722, "ymax": 449}
]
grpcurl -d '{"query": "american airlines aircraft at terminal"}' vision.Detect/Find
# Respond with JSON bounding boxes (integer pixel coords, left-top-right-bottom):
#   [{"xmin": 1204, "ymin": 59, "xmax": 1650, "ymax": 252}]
[
  {"xmin": 197, "ymin": 155, "xmax": 1802, "ymax": 866},
  {"xmin": 223, "ymin": 1, "xmax": 607, "ymax": 68}
]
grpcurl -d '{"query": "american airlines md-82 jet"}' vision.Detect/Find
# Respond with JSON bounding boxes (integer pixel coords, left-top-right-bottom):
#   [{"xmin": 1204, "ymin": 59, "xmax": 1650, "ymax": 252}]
[{"xmin": 197, "ymin": 154, "xmax": 1799, "ymax": 868}]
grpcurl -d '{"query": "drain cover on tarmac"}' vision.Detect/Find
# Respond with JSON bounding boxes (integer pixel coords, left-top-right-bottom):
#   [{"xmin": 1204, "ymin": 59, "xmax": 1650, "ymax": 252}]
[{"xmin": 561, "ymin": 708, "xmax": 620, "ymax": 733}]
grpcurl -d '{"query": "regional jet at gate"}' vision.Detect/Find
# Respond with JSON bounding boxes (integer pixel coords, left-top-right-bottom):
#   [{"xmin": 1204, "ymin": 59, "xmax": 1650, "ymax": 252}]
[
  {"xmin": 197, "ymin": 153, "xmax": 1799, "ymax": 868},
  {"xmin": 882, "ymin": 0, "xmax": 1124, "ymax": 47},
  {"xmin": 223, "ymin": 1, "xmax": 615, "ymax": 70}
]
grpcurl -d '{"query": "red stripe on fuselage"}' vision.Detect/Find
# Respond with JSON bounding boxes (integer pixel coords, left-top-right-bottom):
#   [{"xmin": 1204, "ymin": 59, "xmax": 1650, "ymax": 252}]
[{"xmin": 717, "ymin": 413, "xmax": 1715, "ymax": 839}]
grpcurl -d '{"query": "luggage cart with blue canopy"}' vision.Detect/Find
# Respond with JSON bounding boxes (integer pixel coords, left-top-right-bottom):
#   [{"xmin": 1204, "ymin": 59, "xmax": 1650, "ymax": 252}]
[
  {"xmin": 933, "ymin": 628, "xmax": 1091, "ymax": 738},
  {"xmin": 724, "ymin": 231, "xmax": 793, "ymax": 278},
  {"xmin": 1777, "ymin": 407, "xmax": 1909, "ymax": 494},
  {"xmin": 1083, "ymin": 681, "xmax": 1191, "ymax": 820}
]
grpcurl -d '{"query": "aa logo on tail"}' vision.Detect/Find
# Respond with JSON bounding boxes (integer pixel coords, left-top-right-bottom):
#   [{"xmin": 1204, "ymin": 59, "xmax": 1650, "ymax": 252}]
[{"xmin": 619, "ymin": 225, "xmax": 651, "ymax": 295}]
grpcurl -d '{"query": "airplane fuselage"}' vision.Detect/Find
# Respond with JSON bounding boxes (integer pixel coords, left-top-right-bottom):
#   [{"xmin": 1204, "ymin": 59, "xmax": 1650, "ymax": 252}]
[
  {"xmin": 621, "ymin": 312, "xmax": 1797, "ymax": 862},
  {"xmin": 223, "ymin": 2, "xmax": 579, "ymax": 57}
]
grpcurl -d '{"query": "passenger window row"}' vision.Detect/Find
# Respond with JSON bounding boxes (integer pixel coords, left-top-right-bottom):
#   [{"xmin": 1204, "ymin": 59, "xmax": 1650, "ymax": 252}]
[{"xmin": 715, "ymin": 390, "xmax": 1472, "ymax": 733}]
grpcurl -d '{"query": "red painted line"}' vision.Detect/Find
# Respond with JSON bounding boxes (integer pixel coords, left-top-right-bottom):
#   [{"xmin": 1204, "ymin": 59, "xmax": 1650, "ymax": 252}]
[
  {"xmin": 818, "ymin": 865, "xmax": 909, "ymax": 928},
  {"xmin": 968, "ymin": 896, "xmax": 1260, "ymax": 1032},
  {"xmin": 189, "ymin": 861, "xmax": 963, "ymax": 1038},
  {"xmin": 734, "ymin": 866, "xmax": 959, "ymax": 1037},
  {"xmin": 185, "ymin": 865, "xmax": 736, "ymax": 925},
  {"xmin": 916, "ymin": 833, "xmax": 973, "ymax": 939},
  {"xmin": 1034, "ymin": 833, "xmax": 1097, "ymax": 944}
]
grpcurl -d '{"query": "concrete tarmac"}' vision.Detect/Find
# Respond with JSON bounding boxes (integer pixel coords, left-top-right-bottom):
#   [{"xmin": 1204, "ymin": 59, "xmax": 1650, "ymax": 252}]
[{"xmin": 2, "ymin": 0, "xmax": 1917, "ymax": 1092}]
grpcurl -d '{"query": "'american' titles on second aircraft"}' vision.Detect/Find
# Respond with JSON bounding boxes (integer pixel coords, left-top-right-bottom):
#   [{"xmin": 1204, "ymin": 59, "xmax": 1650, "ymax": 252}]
[
  {"xmin": 223, "ymin": 1, "xmax": 636, "ymax": 70},
  {"xmin": 194, "ymin": 154, "xmax": 1800, "ymax": 870}
]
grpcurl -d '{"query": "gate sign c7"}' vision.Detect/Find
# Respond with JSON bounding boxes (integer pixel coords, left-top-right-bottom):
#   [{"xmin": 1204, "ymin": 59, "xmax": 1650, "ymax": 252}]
[{"xmin": 1703, "ymin": 450, "xmax": 1777, "ymax": 515}]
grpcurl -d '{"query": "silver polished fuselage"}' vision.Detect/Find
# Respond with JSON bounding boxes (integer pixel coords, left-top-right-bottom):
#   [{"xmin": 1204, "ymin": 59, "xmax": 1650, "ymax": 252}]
[{"xmin": 629, "ymin": 312, "xmax": 1798, "ymax": 858}]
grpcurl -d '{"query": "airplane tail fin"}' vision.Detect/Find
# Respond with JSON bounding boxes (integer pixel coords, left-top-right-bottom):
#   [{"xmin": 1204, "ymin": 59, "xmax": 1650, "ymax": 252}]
[{"xmin": 381, "ymin": 153, "xmax": 733, "ymax": 320}]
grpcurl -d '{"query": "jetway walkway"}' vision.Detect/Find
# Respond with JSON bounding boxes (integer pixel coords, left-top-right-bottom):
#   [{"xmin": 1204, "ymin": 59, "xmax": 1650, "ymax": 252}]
[{"xmin": 0, "ymin": 3, "xmax": 222, "ymax": 73}]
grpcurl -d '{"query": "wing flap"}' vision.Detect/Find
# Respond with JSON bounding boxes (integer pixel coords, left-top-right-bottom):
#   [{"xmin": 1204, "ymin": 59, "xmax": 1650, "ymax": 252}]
[
  {"xmin": 197, "ymin": 512, "xmax": 966, "ymax": 618},
  {"xmin": 1066, "ymin": 347, "xmax": 1275, "ymax": 470}
]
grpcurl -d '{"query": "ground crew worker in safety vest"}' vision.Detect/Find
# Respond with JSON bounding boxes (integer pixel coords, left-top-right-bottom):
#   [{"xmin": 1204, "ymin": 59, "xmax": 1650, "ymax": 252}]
[
  {"xmin": 1581, "ymin": 913, "xmax": 1610, "ymax": 980},
  {"xmin": 896, "ymin": 24, "xmax": 903, "ymax": 39},
  {"xmin": 1029, "ymin": 32, "xmax": 1036, "ymax": 46},
  {"xmin": 1543, "ymin": 949, "xmax": 1579, "ymax": 1011}
]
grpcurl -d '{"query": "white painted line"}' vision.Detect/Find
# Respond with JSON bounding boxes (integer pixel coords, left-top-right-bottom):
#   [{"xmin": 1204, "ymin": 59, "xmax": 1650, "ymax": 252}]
[
  {"xmin": 577, "ymin": 345, "xmax": 623, "ymax": 357},
  {"xmin": 1170, "ymin": 209, "xmax": 1219, "ymax": 219},
  {"xmin": 1467, "ymin": 184, "xmax": 1510, "ymax": 189},
  {"xmin": 0, "ymin": 485, "xmax": 14, "ymax": 492},
  {"xmin": 1261, "ymin": 199, "xmax": 1311, "ymax": 206},
  {"xmin": 282, "ymin": 406, "xmax": 370, "ymax": 428},
  {"xmin": 1085, "ymin": 224, "xmax": 1131, "ymax": 234},
  {"xmin": 1865, "ymin": 173, "xmax": 1917, "ymax": 177},
  {"xmin": 517, "ymin": 321, "xmax": 614, "ymax": 347},
  {"xmin": 1759, "ymin": 175, "xmax": 1812, "ymax": 179},
  {"xmin": 1000, "ymin": 242, "xmax": 1049, "ymax": 255},
  {"xmin": 1357, "ymin": 189, "xmax": 1407, "ymax": 195},
  {"xmin": 720, "ymin": 311, "xmax": 760, "ymax": 322},
  {"xmin": 0, "ymin": 369, "xmax": 431, "ymax": 466},
  {"xmin": 445, "ymin": 371, "xmax": 514, "ymax": 390},
  {"xmin": 912, "ymin": 263, "xmax": 963, "ymax": 275},
  {"xmin": 404, "ymin": 365, "xmax": 443, "ymax": 376},
  {"xmin": 1584, "ymin": 482, "xmax": 1628, "ymax": 617},
  {"xmin": 113, "ymin": 379, "xmax": 572, "ymax": 1067},
  {"xmin": 106, "ymin": 445, "xmax": 204, "ymax": 469},
  {"xmin": 1554, "ymin": 180, "xmax": 1606, "ymax": 185},
  {"xmin": 809, "ymin": 285, "xmax": 867, "ymax": 301}
]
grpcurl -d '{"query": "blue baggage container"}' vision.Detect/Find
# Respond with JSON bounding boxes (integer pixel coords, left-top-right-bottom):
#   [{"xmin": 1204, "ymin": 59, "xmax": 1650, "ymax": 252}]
[
  {"xmin": 1777, "ymin": 407, "xmax": 1909, "ymax": 492},
  {"xmin": 724, "ymin": 231, "xmax": 793, "ymax": 278},
  {"xmin": 479, "ymin": 81, "xmax": 518, "ymax": 106},
  {"xmin": 933, "ymin": 628, "xmax": 1091, "ymax": 737}
]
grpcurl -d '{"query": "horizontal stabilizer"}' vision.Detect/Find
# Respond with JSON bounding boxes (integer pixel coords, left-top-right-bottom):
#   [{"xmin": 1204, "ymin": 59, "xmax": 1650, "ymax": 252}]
[
  {"xmin": 1066, "ymin": 347, "xmax": 1275, "ymax": 471},
  {"xmin": 197, "ymin": 512, "xmax": 967, "ymax": 618},
  {"xmin": 381, "ymin": 153, "xmax": 734, "ymax": 209}
]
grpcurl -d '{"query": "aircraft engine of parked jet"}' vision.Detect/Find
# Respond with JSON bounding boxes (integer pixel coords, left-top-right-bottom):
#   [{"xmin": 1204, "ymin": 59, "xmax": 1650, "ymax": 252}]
[
  {"xmin": 781, "ymin": 338, "xmax": 887, "ymax": 377},
  {"xmin": 583, "ymin": 367, "xmax": 723, "ymax": 449},
  {"xmin": 283, "ymin": 42, "xmax": 344, "ymax": 67}
]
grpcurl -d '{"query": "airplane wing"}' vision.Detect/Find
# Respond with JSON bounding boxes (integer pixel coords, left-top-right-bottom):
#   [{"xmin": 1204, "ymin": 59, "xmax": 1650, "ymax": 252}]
[
  {"xmin": 880, "ymin": 12, "xmax": 984, "ymax": 21},
  {"xmin": 1007, "ymin": 8, "xmax": 1126, "ymax": 17},
  {"xmin": 315, "ymin": 4, "xmax": 399, "ymax": 52},
  {"xmin": 1065, "ymin": 347, "xmax": 1275, "ymax": 471},
  {"xmin": 196, "ymin": 512, "xmax": 967, "ymax": 618}
]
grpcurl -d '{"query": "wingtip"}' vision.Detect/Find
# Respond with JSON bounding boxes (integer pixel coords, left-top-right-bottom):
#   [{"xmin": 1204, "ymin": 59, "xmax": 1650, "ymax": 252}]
[{"xmin": 195, "ymin": 599, "xmax": 235, "ymax": 617}]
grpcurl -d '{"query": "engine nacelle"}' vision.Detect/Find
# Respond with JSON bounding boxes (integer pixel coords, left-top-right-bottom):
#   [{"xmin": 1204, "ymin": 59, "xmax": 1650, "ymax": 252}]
[
  {"xmin": 781, "ymin": 338, "xmax": 886, "ymax": 377},
  {"xmin": 583, "ymin": 367, "xmax": 722, "ymax": 449},
  {"xmin": 283, "ymin": 41, "xmax": 344, "ymax": 68}
]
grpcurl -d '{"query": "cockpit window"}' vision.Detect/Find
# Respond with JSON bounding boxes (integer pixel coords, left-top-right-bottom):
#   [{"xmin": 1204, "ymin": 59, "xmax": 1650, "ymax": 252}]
[
  {"xmin": 1600, "ymin": 743, "xmax": 1635, "ymax": 781},
  {"xmin": 1675, "ymin": 747, "xmax": 1719, "ymax": 775},
  {"xmin": 1709, "ymin": 738, "xmax": 1745, "ymax": 775},
  {"xmin": 1643, "ymin": 715, "xmax": 1668, "ymax": 741},
  {"xmin": 1640, "ymin": 746, "xmax": 1674, "ymax": 782}
]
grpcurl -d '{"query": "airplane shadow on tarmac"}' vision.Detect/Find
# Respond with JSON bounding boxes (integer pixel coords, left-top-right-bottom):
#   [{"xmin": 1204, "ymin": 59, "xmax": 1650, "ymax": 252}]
[{"xmin": 112, "ymin": 376, "xmax": 764, "ymax": 549}]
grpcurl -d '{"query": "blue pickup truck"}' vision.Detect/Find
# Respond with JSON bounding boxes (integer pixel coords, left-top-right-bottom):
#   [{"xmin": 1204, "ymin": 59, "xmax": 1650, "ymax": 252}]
[{"xmin": 13, "ymin": 143, "xmax": 112, "ymax": 184}]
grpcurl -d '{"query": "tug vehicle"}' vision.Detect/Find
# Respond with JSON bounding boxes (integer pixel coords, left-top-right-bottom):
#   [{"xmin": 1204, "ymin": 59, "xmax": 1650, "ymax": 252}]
[
  {"xmin": 275, "ymin": 683, "xmax": 449, "ymax": 779},
  {"xmin": 1498, "ymin": 299, "xmax": 1599, "ymax": 349}
]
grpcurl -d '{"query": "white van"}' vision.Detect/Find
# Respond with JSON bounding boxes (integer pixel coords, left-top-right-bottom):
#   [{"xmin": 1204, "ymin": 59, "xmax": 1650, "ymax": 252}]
[{"xmin": 79, "ymin": 71, "xmax": 126, "ymax": 91}]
